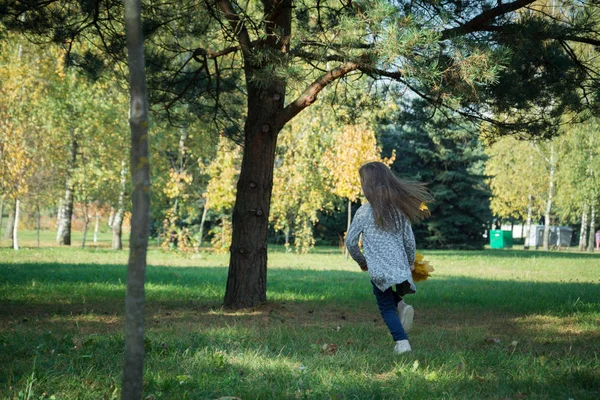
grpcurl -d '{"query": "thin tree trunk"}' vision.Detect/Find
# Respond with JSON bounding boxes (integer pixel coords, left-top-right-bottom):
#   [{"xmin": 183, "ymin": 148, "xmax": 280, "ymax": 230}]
[
  {"xmin": 588, "ymin": 206, "xmax": 596, "ymax": 252},
  {"xmin": 284, "ymin": 226, "xmax": 290, "ymax": 247},
  {"xmin": 579, "ymin": 203, "xmax": 588, "ymax": 251},
  {"xmin": 113, "ymin": 160, "xmax": 127, "ymax": 250},
  {"xmin": 122, "ymin": 0, "xmax": 151, "ymax": 398},
  {"xmin": 55, "ymin": 198, "xmax": 64, "ymax": 241},
  {"xmin": 542, "ymin": 144, "xmax": 555, "ymax": 251},
  {"xmin": 197, "ymin": 199, "xmax": 208, "ymax": 248},
  {"xmin": 81, "ymin": 204, "xmax": 90, "ymax": 249},
  {"xmin": 108, "ymin": 207, "xmax": 115, "ymax": 228},
  {"xmin": 36, "ymin": 204, "xmax": 41, "ymax": 249},
  {"xmin": 345, "ymin": 198, "xmax": 351, "ymax": 259},
  {"xmin": 12, "ymin": 198, "xmax": 19, "ymax": 250},
  {"xmin": 0, "ymin": 195, "xmax": 4, "ymax": 241},
  {"xmin": 58, "ymin": 136, "xmax": 78, "ymax": 245},
  {"xmin": 4, "ymin": 207, "xmax": 14, "ymax": 240},
  {"xmin": 93, "ymin": 211, "xmax": 100, "ymax": 244}
]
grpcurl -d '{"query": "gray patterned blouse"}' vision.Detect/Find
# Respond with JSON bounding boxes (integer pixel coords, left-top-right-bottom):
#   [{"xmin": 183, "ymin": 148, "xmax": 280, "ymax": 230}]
[{"xmin": 346, "ymin": 203, "xmax": 417, "ymax": 293}]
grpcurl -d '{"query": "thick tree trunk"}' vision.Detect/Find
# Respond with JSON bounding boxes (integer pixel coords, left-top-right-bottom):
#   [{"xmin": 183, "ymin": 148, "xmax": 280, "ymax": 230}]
[
  {"xmin": 588, "ymin": 206, "xmax": 596, "ymax": 252},
  {"xmin": 121, "ymin": 0, "xmax": 151, "ymax": 398},
  {"xmin": 58, "ymin": 137, "xmax": 78, "ymax": 245},
  {"xmin": 113, "ymin": 160, "xmax": 127, "ymax": 250},
  {"xmin": 579, "ymin": 203, "xmax": 588, "ymax": 251},
  {"xmin": 223, "ymin": 84, "xmax": 284, "ymax": 307},
  {"xmin": 12, "ymin": 198, "xmax": 19, "ymax": 250},
  {"xmin": 542, "ymin": 144, "xmax": 555, "ymax": 251},
  {"xmin": 523, "ymin": 194, "xmax": 533, "ymax": 250},
  {"xmin": 93, "ymin": 211, "xmax": 100, "ymax": 244}
]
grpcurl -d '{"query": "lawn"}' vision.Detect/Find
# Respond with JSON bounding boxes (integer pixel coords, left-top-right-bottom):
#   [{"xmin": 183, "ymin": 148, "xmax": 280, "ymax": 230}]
[{"xmin": 1, "ymin": 243, "xmax": 599, "ymax": 399}]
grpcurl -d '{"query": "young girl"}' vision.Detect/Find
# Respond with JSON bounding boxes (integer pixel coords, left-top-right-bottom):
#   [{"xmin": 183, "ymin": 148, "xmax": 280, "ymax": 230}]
[{"xmin": 346, "ymin": 161, "xmax": 432, "ymax": 354}]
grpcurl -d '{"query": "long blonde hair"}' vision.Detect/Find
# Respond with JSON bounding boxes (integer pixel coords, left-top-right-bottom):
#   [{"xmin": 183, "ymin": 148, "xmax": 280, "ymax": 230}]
[{"xmin": 359, "ymin": 162, "xmax": 433, "ymax": 230}]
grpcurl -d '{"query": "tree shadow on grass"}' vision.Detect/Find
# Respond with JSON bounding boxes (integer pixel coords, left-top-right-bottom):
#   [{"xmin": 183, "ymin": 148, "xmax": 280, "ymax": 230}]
[{"xmin": 2, "ymin": 262, "xmax": 599, "ymax": 399}]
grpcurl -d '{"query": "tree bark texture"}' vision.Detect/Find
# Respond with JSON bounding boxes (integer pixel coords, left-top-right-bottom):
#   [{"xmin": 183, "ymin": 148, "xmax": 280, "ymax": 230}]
[
  {"xmin": 58, "ymin": 137, "xmax": 78, "ymax": 245},
  {"xmin": 0, "ymin": 195, "xmax": 4, "ymax": 241},
  {"xmin": 542, "ymin": 144, "xmax": 555, "ymax": 251},
  {"xmin": 121, "ymin": 0, "xmax": 151, "ymax": 398},
  {"xmin": 12, "ymin": 198, "xmax": 19, "ymax": 250},
  {"xmin": 579, "ymin": 203, "xmax": 588, "ymax": 251},
  {"xmin": 94, "ymin": 211, "xmax": 100, "ymax": 244},
  {"xmin": 4, "ymin": 207, "xmax": 14, "ymax": 239},
  {"xmin": 588, "ymin": 206, "xmax": 596, "ymax": 252},
  {"xmin": 524, "ymin": 194, "xmax": 533, "ymax": 250},
  {"xmin": 223, "ymin": 0, "xmax": 292, "ymax": 309},
  {"xmin": 113, "ymin": 160, "xmax": 127, "ymax": 250}
]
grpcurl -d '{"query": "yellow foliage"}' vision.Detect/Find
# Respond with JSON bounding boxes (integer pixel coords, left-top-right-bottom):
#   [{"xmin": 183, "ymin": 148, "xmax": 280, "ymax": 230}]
[{"xmin": 412, "ymin": 251, "xmax": 434, "ymax": 282}]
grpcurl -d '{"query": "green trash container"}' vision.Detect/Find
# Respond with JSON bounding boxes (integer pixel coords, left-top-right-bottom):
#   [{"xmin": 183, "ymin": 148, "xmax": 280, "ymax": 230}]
[{"xmin": 490, "ymin": 230, "xmax": 513, "ymax": 249}]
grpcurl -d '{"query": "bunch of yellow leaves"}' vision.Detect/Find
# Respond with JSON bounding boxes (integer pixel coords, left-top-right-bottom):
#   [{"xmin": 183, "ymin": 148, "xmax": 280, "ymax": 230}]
[{"xmin": 412, "ymin": 252, "xmax": 434, "ymax": 282}]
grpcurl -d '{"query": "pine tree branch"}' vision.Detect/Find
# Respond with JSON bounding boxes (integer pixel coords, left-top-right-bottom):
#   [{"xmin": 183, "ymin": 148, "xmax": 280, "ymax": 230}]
[
  {"xmin": 278, "ymin": 62, "xmax": 360, "ymax": 127},
  {"xmin": 441, "ymin": 0, "xmax": 536, "ymax": 39},
  {"xmin": 217, "ymin": 0, "xmax": 252, "ymax": 56}
]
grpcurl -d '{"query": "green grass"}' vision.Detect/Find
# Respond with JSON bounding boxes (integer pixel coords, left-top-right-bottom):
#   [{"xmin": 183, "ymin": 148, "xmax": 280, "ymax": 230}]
[{"xmin": 1, "ymin": 243, "xmax": 599, "ymax": 399}]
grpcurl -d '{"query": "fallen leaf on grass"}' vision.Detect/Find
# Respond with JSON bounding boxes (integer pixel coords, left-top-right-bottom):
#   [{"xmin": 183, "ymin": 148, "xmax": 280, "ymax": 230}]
[
  {"xmin": 216, "ymin": 397, "xmax": 241, "ymax": 400},
  {"xmin": 473, "ymin": 374, "xmax": 485, "ymax": 382},
  {"xmin": 456, "ymin": 362, "xmax": 464, "ymax": 371},
  {"xmin": 321, "ymin": 343, "xmax": 338, "ymax": 355},
  {"xmin": 485, "ymin": 338, "xmax": 501, "ymax": 344}
]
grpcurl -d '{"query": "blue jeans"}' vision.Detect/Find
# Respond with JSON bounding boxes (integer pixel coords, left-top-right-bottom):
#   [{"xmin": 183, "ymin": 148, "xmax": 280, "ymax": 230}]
[{"xmin": 372, "ymin": 282, "xmax": 408, "ymax": 341}]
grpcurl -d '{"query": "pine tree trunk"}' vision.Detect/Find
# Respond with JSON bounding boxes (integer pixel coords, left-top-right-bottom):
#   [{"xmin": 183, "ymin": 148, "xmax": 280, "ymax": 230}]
[
  {"xmin": 36, "ymin": 204, "xmax": 41, "ymax": 249},
  {"xmin": 113, "ymin": 160, "xmax": 127, "ymax": 250},
  {"xmin": 588, "ymin": 206, "xmax": 596, "ymax": 252},
  {"xmin": 93, "ymin": 211, "xmax": 100, "ymax": 244},
  {"xmin": 12, "ymin": 198, "xmax": 19, "ymax": 250},
  {"xmin": 122, "ymin": 0, "xmax": 151, "ymax": 397},
  {"xmin": 58, "ymin": 136, "xmax": 78, "ymax": 245},
  {"xmin": 579, "ymin": 203, "xmax": 588, "ymax": 251},
  {"xmin": 198, "ymin": 199, "xmax": 208, "ymax": 248},
  {"xmin": 542, "ymin": 144, "xmax": 555, "ymax": 251}
]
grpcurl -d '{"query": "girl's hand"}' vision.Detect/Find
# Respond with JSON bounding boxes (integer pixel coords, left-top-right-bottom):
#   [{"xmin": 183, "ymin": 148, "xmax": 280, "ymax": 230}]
[{"xmin": 360, "ymin": 264, "xmax": 368, "ymax": 272}]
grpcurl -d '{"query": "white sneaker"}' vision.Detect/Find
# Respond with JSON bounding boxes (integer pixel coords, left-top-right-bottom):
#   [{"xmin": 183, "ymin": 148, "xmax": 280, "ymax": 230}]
[
  {"xmin": 394, "ymin": 340, "xmax": 412, "ymax": 354},
  {"xmin": 397, "ymin": 300, "xmax": 414, "ymax": 333}
]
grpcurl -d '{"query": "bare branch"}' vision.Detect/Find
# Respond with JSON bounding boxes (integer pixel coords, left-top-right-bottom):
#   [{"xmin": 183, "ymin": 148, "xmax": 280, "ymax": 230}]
[{"xmin": 217, "ymin": 0, "xmax": 252, "ymax": 55}]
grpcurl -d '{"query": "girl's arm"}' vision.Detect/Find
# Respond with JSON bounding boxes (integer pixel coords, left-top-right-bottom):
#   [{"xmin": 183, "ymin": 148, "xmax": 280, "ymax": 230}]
[
  {"xmin": 403, "ymin": 216, "xmax": 416, "ymax": 267},
  {"xmin": 346, "ymin": 208, "xmax": 367, "ymax": 270}
]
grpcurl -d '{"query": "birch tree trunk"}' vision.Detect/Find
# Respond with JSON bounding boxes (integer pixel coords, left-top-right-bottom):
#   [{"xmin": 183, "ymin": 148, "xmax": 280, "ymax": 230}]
[
  {"xmin": 588, "ymin": 206, "xmax": 596, "ymax": 252},
  {"xmin": 579, "ymin": 203, "xmax": 588, "ymax": 251},
  {"xmin": 112, "ymin": 160, "xmax": 127, "ymax": 250},
  {"xmin": 93, "ymin": 211, "xmax": 100, "ymax": 244},
  {"xmin": 197, "ymin": 199, "xmax": 208, "ymax": 248},
  {"xmin": 345, "ymin": 198, "xmax": 351, "ymax": 258},
  {"xmin": 4, "ymin": 207, "xmax": 14, "ymax": 239},
  {"xmin": 12, "ymin": 198, "xmax": 19, "ymax": 250},
  {"xmin": 0, "ymin": 195, "xmax": 4, "ymax": 240},
  {"xmin": 108, "ymin": 207, "xmax": 115, "ymax": 228},
  {"xmin": 57, "ymin": 136, "xmax": 78, "ymax": 245},
  {"xmin": 542, "ymin": 144, "xmax": 555, "ymax": 251},
  {"xmin": 36, "ymin": 204, "xmax": 41, "ymax": 249},
  {"xmin": 524, "ymin": 194, "xmax": 533, "ymax": 250},
  {"xmin": 122, "ymin": 0, "xmax": 151, "ymax": 398},
  {"xmin": 55, "ymin": 198, "xmax": 64, "ymax": 241},
  {"xmin": 81, "ymin": 204, "xmax": 90, "ymax": 249}
]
